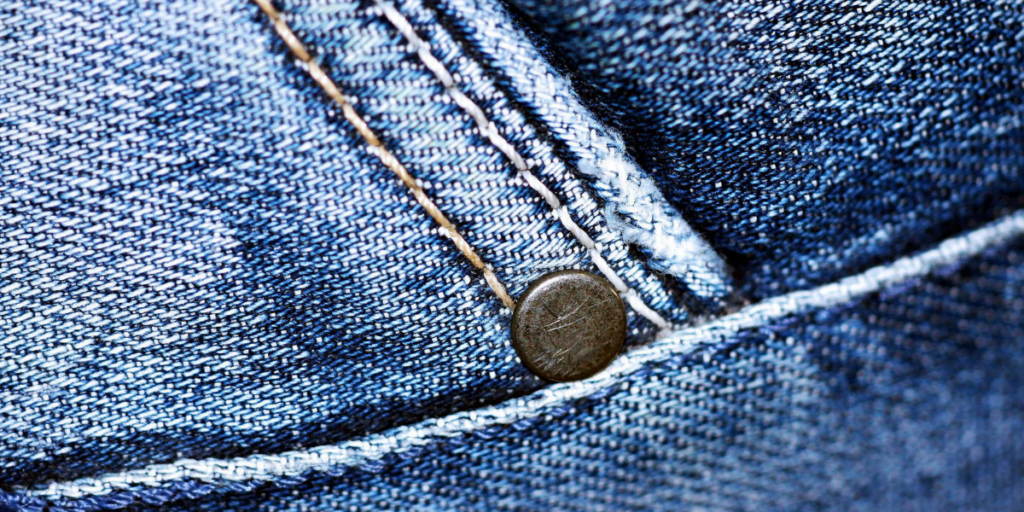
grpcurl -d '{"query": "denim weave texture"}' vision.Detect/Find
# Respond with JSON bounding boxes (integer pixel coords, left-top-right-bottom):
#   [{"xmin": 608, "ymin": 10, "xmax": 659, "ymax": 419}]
[
  {"xmin": 508, "ymin": 0, "xmax": 1024, "ymax": 298},
  {"xmin": 67, "ymin": 238, "xmax": 1024, "ymax": 512},
  {"xmin": 0, "ymin": 0, "xmax": 696, "ymax": 492},
  {"xmin": 1, "ymin": 0, "xmax": 1024, "ymax": 510}
]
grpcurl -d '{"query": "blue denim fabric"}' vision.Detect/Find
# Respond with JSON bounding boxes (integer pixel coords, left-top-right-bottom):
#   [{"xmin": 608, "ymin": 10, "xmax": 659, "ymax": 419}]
[
  {"xmin": 507, "ymin": 0, "xmax": 1024, "ymax": 298},
  {"xmin": 0, "ymin": 0, "xmax": 692, "ymax": 489},
  {"xmin": 2, "ymin": 0, "xmax": 1023, "ymax": 510},
  {"xmin": 69, "ymin": 241, "xmax": 1024, "ymax": 511}
]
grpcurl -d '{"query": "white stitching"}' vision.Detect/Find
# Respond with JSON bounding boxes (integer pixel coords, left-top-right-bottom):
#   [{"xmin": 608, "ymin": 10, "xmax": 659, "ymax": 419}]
[
  {"xmin": 374, "ymin": 0, "xmax": 673, "ymax": 330},
  {"xmin": 424, "ymin": 0, "xmax": 735, "ymax": 304},
  {"xmin": 23, "ymin": 209, "xmax": 1024, "ymax": 500},
  {"xmin": 249, "ymin": 0, "xmax": 517, "ymax": 309}
]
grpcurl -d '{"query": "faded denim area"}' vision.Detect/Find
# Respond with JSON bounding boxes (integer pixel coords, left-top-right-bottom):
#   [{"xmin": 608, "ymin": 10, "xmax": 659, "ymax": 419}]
[
  {"xmin": 0, "ymin": 0, "xmax": 689, "ymax": 488},
  {"xmin": 4, "ymin": 0, "xmax": 1024, "ymax": 509},
  {"xmin": 142, "ymin": 241, "xmax": 1024, "ymax": 512},
  {"xmin": 274, "ymin": 0, "xmax": 694, "ymax": 320},
  {"xmin": 506, "ymin": 0, "xmax": 1024, "ymax": 298}
]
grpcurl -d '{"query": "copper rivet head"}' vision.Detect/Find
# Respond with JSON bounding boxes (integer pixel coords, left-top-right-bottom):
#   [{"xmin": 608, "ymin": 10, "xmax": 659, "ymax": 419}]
[{"xmin": 511, "ymin": 270, "xmax": 627, "ymax": 382}]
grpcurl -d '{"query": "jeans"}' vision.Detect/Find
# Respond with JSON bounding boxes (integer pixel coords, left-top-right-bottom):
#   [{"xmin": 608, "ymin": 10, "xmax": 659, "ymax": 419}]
[
  {"xmin": 507, "ymin": 0, "xmax": 1024, "ymax": 298},
  {"xmin": 1, "ymin": 0, "xmax": 1022, "ymax": 510}
]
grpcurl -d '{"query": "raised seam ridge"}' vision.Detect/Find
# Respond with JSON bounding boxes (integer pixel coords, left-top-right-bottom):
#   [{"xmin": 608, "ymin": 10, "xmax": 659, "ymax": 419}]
[
  {"xmin": 374, "ymin": 0, "xmax": 672, "ymax": 329},
  {"xmin": 15, "ymin": 209, "xmax": 1024, "ymax": 505},
  {"xmin": 251, "ymin": 0, "xmax": 516, "ymax": 309}
]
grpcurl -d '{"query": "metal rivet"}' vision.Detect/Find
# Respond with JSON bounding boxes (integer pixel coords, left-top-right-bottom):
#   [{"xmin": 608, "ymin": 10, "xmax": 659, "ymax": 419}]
[{"xmin": 511, "ymin": 270, "xmax": 627, "ymax": 382}]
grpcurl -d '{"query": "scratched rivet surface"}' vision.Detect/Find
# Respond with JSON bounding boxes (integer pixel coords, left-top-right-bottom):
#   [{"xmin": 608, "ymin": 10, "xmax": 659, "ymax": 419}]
[{"xmin": 511, "ymin": 270, "xmax": 627, "ymax": 382}]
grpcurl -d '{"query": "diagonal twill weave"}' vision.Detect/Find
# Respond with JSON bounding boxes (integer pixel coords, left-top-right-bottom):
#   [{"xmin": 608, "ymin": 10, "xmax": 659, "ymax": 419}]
[
  {"xmin": 373, "ymin": 0, "xmax": 672, "ymax": 329},
  {"xmin": 251, "ymin": 0, "xmax": 515, "ymax": 309},
  {"xmin": 15, "ymin": 209, "xmax": 1024, "ymax": 505}
]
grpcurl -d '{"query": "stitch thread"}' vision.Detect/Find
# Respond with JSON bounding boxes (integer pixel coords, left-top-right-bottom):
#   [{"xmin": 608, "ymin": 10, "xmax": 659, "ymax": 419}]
[
  {"xmin": 373, "ymin": 0, "xmax": 672, "ymax": 330},
  {"xmin": 21, "ymin": 209, "xmax": 1024, "ymax": 502},
  {"xmin": 431, "ymin": 0, "xmax": 737, "ymax": 306},
  {"xmin": 252, "ymin": 0, "xmax": 515, "ymax": 310}
]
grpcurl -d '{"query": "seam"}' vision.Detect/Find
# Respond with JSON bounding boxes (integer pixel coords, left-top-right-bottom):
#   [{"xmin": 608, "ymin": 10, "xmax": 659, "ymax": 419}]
[
  {"xmin": 424, "ymin": 0, "xmax": 736, "ymax": 306},
  {"xmin": 251, "ymin": 0, "xmax": 515, "ymax": 310},
  {"xmin": 19, "ymin": 208, "xmax": 1024, "ymax": 505},
  {"xmin": 373, "ymin": 0, "xmax": 672, "ymax": 330}
]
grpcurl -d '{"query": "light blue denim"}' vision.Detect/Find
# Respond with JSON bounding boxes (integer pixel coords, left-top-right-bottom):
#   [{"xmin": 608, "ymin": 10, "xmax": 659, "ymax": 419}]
[
  {"xmin": 0, "ymin": 0, "xmax": 696, "ymax": 489},
  {"xmin": 1, "ymin": 0, "xmax": 1023, "ymax": 510}
]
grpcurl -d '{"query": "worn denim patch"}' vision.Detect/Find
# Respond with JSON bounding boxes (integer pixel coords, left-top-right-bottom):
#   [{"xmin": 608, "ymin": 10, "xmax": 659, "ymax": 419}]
[
  {"xmin": 126, "ymin": 241, "xmax": 1024, "ymax": 512},
  {"xmin": 74, "ymin": 232, "xmax": 1024, "ymax": 512},
  {"xmin": 7, "ymin": 208, "xmax": 1023, "ymax": 511},
  {"xmin": 0, "ymin": 0, "xmax": 702, "ymax": 488},
  {"xmin": 2, "ymin": 0, "xmax": 1023, "ymax": 509}
]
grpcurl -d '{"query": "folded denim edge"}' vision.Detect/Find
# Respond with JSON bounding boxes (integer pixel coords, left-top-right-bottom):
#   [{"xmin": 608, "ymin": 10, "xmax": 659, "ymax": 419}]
[
  {"xmin": 6, "ymin": 208, "xmax": 1023, "ymax": 512},
  {"xmin": 370, "ymin": 0, "xmax": 671, "ymax": 328},
  {"xmin": 420, "ymin": 0, "xmax": 736, "ymax": 307}
]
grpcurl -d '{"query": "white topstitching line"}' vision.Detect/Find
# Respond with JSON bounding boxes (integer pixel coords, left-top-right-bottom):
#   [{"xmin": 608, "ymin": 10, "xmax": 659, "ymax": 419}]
[
  {"xmin": 24, "ymin": 209, "xmax": 1024, "ymax": 501},
  {"xmin": 372, "ymin": 0, "xmax": 672, "ymax": 330},
  {"xmin": 248, "ymin": 0, "xmax": 518, "ymax": 309},
  {"xmin": 434, "ymin": 0, "xmax": 734, "ymax": 303}
]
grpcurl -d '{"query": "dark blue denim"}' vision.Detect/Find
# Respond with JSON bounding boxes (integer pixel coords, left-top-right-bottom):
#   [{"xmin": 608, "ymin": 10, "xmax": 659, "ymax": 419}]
[
  {"xmin": 1, "ymin": 0, "xmax": 1022, "ymax": 510},
  {"xmin": 139, "ymin": 241, "xmax": 1024, "ymax": 511},
  {"xmin": 506, "ymin": 0, "xmax": 1024, "ymax": 298}
]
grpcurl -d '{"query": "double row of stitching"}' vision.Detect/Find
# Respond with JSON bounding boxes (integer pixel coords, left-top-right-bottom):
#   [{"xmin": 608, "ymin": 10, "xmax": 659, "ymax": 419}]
[
  {"xmin": 17, "ymin": 210, "xmax": 1024, "ymax": 505},
  {"xmin": 255, "ymin": 0, "xmax": 672, "ymax": 328},
  {"xmin": 373, "ymin": 0, "xmax": 672, "ymax": 330},
  {"xmin": 435, "ymin": 0, "xmax": 735, "ymax": 306},
  {"xmin": 252, "ymin": 0, "xmax": 517, "ymax": 309}
]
